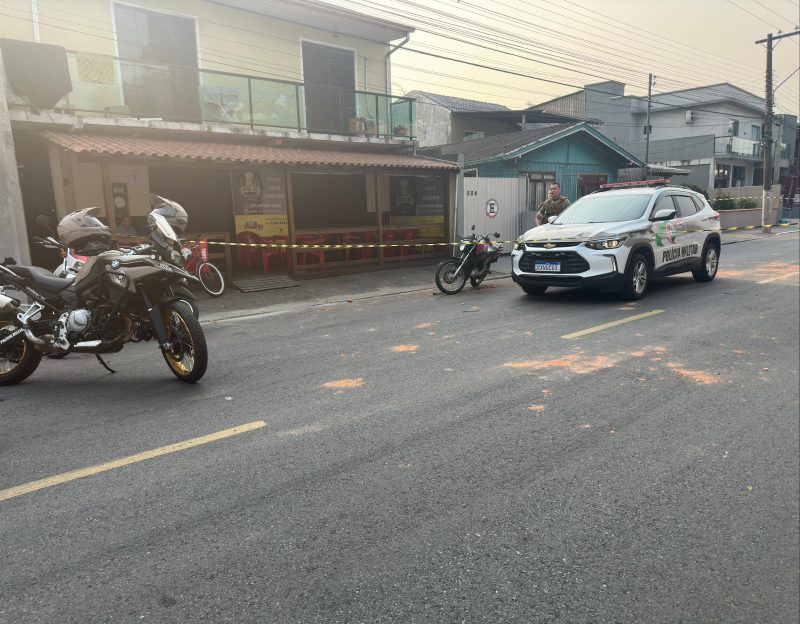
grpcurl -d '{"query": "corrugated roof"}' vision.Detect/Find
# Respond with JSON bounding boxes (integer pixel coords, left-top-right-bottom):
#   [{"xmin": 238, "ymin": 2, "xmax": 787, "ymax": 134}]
[
  {"xmin": 430, "ymin": 124, "xmax": 576, "ymax": 162},
  {"xmin": 43, "ymin": 132, "xmax": 458, "ymax": 170},
  {"xmin": 410, "ymin": 91, "xmax": 509, "ymax": 113}
]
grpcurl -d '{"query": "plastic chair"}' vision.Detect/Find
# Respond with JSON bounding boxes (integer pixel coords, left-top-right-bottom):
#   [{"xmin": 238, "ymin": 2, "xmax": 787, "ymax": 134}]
[
  {"xmin": 261, "ymin": 237, "xmax": 292, "ymax": 273},
  {"xmin": 295, "ymin": 235, "xmax": 326, "ymax": 266},
  {"xmin": 382, "ymin": 230, "xmax": 399, "ymax": 257},
  {"xmin": 400, "ymin": 229, "xmax": 418, "ymax": 256},
  {"xmin": 236, "ymin": 231, "xmax": 262, "ymax": 271},
  {"xmin": 361, "ymin": 231, "xmax": 377, "ymax": 260},
  {"xmin": 342, "ymin": 232, "xmax": 364, "ymax": 261}
]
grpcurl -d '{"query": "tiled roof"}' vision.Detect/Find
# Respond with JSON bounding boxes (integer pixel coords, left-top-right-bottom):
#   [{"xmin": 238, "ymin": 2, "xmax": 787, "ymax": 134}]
[
  {"xmin": 428, "ymin": 124, "xmax": 577, "ymax": 162},
  {"xmin": 43, "ymin": 132, "xmax": 458, "ymax": 170},
  {"xmin": 410, "ymin": 91, "xmax": 509, "ymax": 112}
]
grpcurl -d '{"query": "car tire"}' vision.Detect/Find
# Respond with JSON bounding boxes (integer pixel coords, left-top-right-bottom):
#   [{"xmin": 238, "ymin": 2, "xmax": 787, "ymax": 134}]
[
  {"xmin": 621, "ymin": 252, "xmax": 650, "ymax": 300},
  {"xmin": 692, "ymin": 241, "xmax": 719, "ymax": 283},
  {"xmin": 521, "ymin": 284, "xmax": 548, "ymax": 296}
]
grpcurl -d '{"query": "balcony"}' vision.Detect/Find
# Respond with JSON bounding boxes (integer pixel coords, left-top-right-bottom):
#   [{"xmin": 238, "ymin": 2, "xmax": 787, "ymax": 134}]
[
  {"xmin": 714, "ymin": 135, "xmax": 788, "ymax": 161},
  {"xmin": 6, "ymin": 51, "xmax": 416, "ymax": 140}
]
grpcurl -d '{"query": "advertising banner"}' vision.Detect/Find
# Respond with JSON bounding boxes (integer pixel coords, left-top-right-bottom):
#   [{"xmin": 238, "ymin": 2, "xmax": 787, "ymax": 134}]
[{"xmin": 231, "ymin": 168, "xmax": 288, "ymax": 238}]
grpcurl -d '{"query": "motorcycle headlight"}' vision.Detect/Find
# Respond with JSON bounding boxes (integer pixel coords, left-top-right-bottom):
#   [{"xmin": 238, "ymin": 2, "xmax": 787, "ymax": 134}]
[
  {"xmin": 585, "ymin": 236, "xmax": 627, "ymax": 250},
  {"xmin": 459, "ymin": 244, "xmax": 466, "ymax": 251}
]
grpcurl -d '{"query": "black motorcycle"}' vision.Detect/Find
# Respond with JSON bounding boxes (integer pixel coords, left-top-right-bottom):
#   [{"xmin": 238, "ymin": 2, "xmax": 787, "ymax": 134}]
[
  {"xmin": 435, "ymin": 226, "xmax": 503, "ymax": 295},
  {"xmin": 0, "ymin": 214, "xmax": 208, "ymax": 385}
]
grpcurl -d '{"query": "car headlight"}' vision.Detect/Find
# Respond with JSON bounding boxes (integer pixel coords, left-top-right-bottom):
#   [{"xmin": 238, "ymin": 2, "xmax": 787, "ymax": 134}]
[{"xmin": 585, "ymin": 236, "xmax": 627, "ymax": 250}]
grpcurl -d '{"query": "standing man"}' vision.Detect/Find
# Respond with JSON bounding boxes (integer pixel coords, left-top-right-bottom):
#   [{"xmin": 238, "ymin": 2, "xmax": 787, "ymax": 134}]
[{"xmin": 535, "ymin": 182, "xmax": 571, "ymax": 226}]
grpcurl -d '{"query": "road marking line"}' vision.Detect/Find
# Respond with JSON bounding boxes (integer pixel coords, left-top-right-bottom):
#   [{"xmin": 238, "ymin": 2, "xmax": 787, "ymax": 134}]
[
  {"xmin": 562, "ymin": 310, "xmax": 665, "ymax": 340},
  {"xmin": 757, "ymin": 273, "xmax": 799, "ymax": 284},
  {"xmin": 0, "ymin": 420, "xmax": 267, "ymax": 503}
]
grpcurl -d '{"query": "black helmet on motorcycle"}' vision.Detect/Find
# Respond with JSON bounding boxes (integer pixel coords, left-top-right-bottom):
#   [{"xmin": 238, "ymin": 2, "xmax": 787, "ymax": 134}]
[
  {"xmin": 149, "ymin": 194, "xmax": 188, "ymax": 235},
  {"xmin": 57, "ymin": 206, "xmax": 112, "ymax": 256}
]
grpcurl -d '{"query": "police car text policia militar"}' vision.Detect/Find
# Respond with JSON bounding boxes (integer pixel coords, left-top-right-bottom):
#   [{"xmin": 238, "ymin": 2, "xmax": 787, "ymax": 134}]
[{"xmin": 511, "ymin": 180, "xmax": 721, "ymax": 300}]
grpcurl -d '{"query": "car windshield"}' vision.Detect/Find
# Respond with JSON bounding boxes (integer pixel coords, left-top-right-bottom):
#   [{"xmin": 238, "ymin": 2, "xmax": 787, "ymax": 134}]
[{"xmin": 553, "ymin": 194, "xmax": 652, "ymax": 224}]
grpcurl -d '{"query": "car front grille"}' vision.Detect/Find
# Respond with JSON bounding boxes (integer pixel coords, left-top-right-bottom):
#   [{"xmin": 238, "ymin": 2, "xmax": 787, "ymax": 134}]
[{"xmin": 519, "ymin": 251, "xmax": 590, "ymax": 274}]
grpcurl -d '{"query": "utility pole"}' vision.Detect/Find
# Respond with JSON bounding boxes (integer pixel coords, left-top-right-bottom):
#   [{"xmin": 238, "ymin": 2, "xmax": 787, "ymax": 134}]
[
  {"xmin": 756, "ymin": 30, "xmax": 799, "ymax": 231},
  {"xmin": 644, "ymin": 73, "xmax": 653, "ymax": 179}
]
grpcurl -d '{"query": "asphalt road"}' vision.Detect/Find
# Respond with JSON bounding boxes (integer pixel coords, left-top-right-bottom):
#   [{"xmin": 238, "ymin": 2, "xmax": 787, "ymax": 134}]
[{"xmin": 1, "ymin": 234, "xmax": 798, "ymax": 624}]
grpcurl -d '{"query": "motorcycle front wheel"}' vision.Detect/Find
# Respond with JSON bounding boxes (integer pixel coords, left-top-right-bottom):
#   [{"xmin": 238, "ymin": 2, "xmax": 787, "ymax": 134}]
[
  {"xmin": 0, "ymin": 320, "xmax": 42, "ymax": 385},
  {"xmin": 197, "ymin": 262, "xmax": 225, "ymax": 297},
  {"xmin": 161, "ymin": 302, "xmax": 208, "ymax": 383},
  {"xmin": 435, "ymin": 259, "xmax": 467, "ymax": 295}
]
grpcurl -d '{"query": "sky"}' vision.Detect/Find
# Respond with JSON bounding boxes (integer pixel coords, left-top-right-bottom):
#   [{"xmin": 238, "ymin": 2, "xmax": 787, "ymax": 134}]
[{"xmin": 329, "ymin": 0, "xmax": 800, "ymax": 115}]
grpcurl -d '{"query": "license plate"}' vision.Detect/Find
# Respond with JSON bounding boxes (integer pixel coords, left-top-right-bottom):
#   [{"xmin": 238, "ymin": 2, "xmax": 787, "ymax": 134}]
[{"xmin": 534, "ymin": 261, "xmax": 560, "ymax": 272}]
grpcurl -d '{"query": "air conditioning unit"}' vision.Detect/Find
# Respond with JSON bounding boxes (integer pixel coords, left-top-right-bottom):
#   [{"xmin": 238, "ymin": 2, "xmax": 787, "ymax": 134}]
[{"xmin": 685, "ymin": 110, "xmax": 694, "ymax": 124}]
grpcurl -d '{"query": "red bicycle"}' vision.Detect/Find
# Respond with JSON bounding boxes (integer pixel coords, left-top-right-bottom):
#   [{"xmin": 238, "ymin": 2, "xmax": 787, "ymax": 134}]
[{"xmin": 181, "ymin": 240, "xmax": 225, "ymax": 296}]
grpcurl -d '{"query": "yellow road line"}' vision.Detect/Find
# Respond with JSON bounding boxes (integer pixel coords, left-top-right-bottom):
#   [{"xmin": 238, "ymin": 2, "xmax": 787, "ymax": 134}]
[
  {"xmin": 0, "ymin": 420, "xmax": 267, "ymax": 503},
  {"xmin": 562, "ymin": 310, "xmax": 665, "ymax": 340},
  {"xmin": 757, "ymin": 273, "xmax": 799, "ymax": 284}
]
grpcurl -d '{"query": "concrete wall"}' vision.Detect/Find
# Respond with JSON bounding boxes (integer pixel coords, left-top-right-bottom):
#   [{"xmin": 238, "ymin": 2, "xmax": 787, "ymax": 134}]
[
  {"xmin": 414, "ymin": 97, "xmax": 452, "ymax": 148},
  {"xmin": 718, "ymin": 208, "xmax": 762, "ymax": 229},
  {"xmin": 0, "ymin": 0, "xmax": 390, "ymax": 93},
  {"xmin": 450, "ymin": 116, "xmax": 518, "ymax": 144}
]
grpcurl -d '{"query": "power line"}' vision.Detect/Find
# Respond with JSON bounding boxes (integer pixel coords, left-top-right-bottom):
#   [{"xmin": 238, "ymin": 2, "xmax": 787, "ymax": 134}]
[
  {"xmin": 749, "ymin": 0, "xmax": 800, "ymax": 28},
  {"xmin": 726, "ymin": 0, "xmax": 784, "ymax": 31}
]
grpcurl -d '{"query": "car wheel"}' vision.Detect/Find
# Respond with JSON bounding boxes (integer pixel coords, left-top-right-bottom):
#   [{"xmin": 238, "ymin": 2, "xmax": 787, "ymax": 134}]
[
  {"xmin": 692, "ymin": 241, "xmax": 719, "ymax": 283},
  {"xmin": 521, "ymin": 284, "xmax": 548, "ymax": 296},
  {"xmin": 621, "ymin": 252, "xmax": 650, "ymax": 300}
]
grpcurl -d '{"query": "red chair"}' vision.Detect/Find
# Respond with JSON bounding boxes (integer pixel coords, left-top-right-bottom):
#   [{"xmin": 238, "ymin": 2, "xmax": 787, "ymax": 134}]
[
  {"xmin": 295, "ymin": 235, "xmax": 326, "ymax": 266},
  {"xmin": 261, "ymin": 237, "xmax": 292, "ymax": 273},
  {"xmin": 400, "ymin": 229, "xmax": 418, "ymax": 256},
  {"xmin": 382, "ymin": 230, "xmax": 399, "ymax": 257},
  {"xmin": 361, "ymin": 231, "xmax": 377, "ymax": 260},
  {"xmin": 342, "ymin": 232, "xmax": 364, "ymax": 261},
  {"xmin": 236, "ymin": 231, "xmax": 262, "ymax": 271}
]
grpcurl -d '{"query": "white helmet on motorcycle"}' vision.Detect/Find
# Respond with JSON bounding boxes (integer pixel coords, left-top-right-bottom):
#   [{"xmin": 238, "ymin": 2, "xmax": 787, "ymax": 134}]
[
  {"xmin": 149, "ymin": 194, "xmax": 188, "ymax": 235},
  {"xmin": 57, "ymin": 206, "xmax": 112, "ymax": 256}
]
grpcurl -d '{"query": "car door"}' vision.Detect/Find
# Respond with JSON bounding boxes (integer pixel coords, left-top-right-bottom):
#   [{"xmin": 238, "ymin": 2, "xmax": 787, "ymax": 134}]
[
  {"xmin": 672, "ymin": 194, "xmax": 704, "ymax": 263},
  {"xmin": 651, "ymin": 194, "xmax": 682, "ymax": 271}
]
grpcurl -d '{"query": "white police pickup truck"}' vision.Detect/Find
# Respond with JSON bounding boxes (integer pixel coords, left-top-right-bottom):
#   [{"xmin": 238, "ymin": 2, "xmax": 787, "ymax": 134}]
[{"xmin": 511, "ymin": 180, "xmax": 721, "ymax": 300}]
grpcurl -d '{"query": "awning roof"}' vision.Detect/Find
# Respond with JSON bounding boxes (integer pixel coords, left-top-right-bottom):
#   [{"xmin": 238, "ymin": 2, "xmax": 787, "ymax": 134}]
[{"xmin": 43, "ymin": 132, "xmax": 458, "ymax": 170}]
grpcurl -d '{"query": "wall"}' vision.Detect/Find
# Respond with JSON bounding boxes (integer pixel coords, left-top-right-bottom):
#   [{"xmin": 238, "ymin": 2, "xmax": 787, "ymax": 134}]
[
  {"xmin": 450, "ymin": 116, "xmax": 518, "ymax": 143},
  {"xmin": 0, "ymin": 0, "xmax": 390, "ymax": 93},
  {"xmin": 414, "ymin": 97, "xmax": 452, "ymax": 147}
]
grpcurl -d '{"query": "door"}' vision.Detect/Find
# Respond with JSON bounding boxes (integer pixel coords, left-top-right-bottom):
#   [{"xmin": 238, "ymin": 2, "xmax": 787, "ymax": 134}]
[
  {"xmin": 651, "ymin": 194, "xmax": 682, "ymax": 271},
  {"xmin": 527, "ymin": 172, "xmax": 555, "ymax": 211},
  {"xmin": 672, "ymin": 194, "xmax": 703, "ymax": 262},
  {"xmin": 114, "ymin": 4, "xmax": 201, "ymax": 122},
  {"xmin": 302, "ymin": 42, "xmax": 355, "ymax": 133}
]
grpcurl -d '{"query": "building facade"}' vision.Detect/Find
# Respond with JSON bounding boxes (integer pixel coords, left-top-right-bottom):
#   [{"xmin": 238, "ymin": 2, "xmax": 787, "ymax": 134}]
[{"xmin": 1, "ymin": 0, "xmax": 458, "ymax": 276}]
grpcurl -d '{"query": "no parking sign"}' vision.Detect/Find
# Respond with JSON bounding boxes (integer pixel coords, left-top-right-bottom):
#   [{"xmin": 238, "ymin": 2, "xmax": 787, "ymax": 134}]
[{"xmin": 486, "ymin": 198, "xmax": 498, "ymax": 219}]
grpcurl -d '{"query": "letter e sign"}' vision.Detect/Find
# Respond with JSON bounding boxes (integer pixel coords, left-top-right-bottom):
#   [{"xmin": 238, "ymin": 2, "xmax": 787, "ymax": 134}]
[{"xmin": 486, "ymin": 198, "xmax": 498, "ymax": 218}]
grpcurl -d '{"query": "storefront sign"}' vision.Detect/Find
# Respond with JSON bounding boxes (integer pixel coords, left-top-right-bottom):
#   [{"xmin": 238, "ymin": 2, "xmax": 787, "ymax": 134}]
[
  {"xmin": 231, "ymin": 168, "xmax": 288, "ymax": 238},
  {"xmin": 389, "ymin": 176, "xmax": 446, "ymax": 237}
]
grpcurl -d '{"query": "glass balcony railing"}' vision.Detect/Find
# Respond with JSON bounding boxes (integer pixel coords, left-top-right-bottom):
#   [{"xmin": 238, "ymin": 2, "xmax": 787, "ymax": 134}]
[
  {"xmin": 7, "ymin": 51, "xmax": 416, "ymax": 139},
  {"xmin": 714, "ymin": 135, "xmax": 788, "ymax": 160}
]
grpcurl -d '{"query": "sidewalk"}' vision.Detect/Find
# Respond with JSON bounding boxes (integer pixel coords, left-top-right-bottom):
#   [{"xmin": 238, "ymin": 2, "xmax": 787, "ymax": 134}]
[{"xmin": 199, "ymin": 226, "xmax": 799, "ymax": 322}]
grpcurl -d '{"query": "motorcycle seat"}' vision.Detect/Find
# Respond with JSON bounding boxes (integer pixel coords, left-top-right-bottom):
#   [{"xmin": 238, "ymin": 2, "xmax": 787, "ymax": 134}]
[{"xmin": 11, "ymin": 265, "xmax": 74, "ymax": 292}]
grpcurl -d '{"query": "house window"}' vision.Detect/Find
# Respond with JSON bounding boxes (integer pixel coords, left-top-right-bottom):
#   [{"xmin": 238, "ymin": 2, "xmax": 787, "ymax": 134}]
[
  {"xmin": 577, "ymin": 174, "xmax": 608, "ymax": 198},
  {"xmin": 114, "ymin": 4, "xmax": 200, "ymax": 121},
  {"xmin": 751, "ymin": 124, "xmax": 761, "ymax": 140},
  {"xmin": 302, "ymin": 41, "xmax": 355, "ymax": 134},
  {"xmin": 732, "ymin": 166, "xmax": 746, "ymax": 187},
  {"xmin": 728, "ymin": 119, "xmax": 740, "ymax": 136},
  {"xmin": 527, "ymin": 172, "xmax": 555, "ymax": 210},
  {"xmin": 463, "ymin": 130, "xmax": 485, "ymax": 141},
  {"xmin": 753, "ymin": 167, "xmax": 763, "ymax": 187},
  {"xmin": 714, "ymin": 163, "xmax": 731, "ymax": 188}
]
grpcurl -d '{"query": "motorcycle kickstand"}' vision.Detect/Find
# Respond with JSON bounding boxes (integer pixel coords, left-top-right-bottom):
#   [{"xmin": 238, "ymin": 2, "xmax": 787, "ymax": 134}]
[{"xmin": 95, "ymin": 353, "xmax": 116, "ymax": 374}]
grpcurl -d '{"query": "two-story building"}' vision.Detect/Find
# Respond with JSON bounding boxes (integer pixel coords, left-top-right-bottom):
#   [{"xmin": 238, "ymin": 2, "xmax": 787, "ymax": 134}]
[
  {"xmin": 528, "ymin": 82, "xmax": 797, "ymax": 198},
  {"xmin": 0, "ymin": 0, "xmax": 458, "ymax": 278}
]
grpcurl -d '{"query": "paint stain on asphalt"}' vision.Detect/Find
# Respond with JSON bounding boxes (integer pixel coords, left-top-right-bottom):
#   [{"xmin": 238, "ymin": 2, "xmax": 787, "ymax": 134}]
[
  {"xmin": 323, "ymin": 378, "xmax": 365, "ymax": 389},
  {"xmin": 667, "ymin": 363, "xmax": 720, "ymax": 384},
  {"xmin": 528, "ymin": 405, "xmax": 545, "ymax": 412},
  {"xmin": 392, "ymin": 345, "xmax": 419, "ymax": 353},
  {"xmin": 578, "ymin": 423, "xmax": 593, "ymax": 429},
  {"xmin": 414, "ymin": 322, "xmax": 433, "ymax": 329},
  {"xmin": 630, "ymin": 351, "xmax": 646, "ymax": 357},
  {"xmin": 733, "ymin": 349, "xmax": 745, "ymax": 355},
  {"xmin": 502, "ymin": 354, "xmax": 616, "ymax": 374}
]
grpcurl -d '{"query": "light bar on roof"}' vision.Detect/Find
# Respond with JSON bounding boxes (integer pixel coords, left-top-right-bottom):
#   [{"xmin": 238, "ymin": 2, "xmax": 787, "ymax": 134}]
[{"xmin": 599, "ymin": 179, "xmax": 670, "ymax": 189}]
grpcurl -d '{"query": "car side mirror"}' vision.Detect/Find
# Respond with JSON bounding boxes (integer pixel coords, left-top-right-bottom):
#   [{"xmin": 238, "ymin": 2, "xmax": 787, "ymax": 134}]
[
  {"xmin": 652, "ymin": 208, "xmax": 676, "ymax": 221},
  {"xmin": 547, "ymin": 215, "xmax": 559, "ymax": 224}
]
